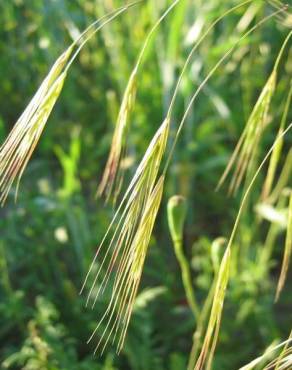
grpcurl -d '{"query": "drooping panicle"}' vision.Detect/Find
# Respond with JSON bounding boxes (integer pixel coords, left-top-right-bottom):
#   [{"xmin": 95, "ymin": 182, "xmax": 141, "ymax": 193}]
[
  {"xmin": 217, "ymin": 69, "xmax": 276, "ymax": 195},
  {"xmin": 97, "ymin": 0, "xmax": 180, "ymax": 202},
  {"xmin": 0, "ymin": 47, "xmax": 72, "ymax": 205},
  {"xmin": 217, "ymin": 31, "xmax": 292, "ymax": 195},
  {"xmin": 89, "ymin": 176, "xmax": 165, "ymax": 354},
  {"xmin": 81, "ymin": 118, "xmax": 170, "ymax": 353},
  {"xmin": 0, "ymin": 2, "xmax": 139, "ymax": 205},
  {"xmin": 97, "ymin": 68, "xmax": 137, "ymax": 201},
  {"xmin": 194, "ymin": 246, "xmax": 231, "ymax": 370}
]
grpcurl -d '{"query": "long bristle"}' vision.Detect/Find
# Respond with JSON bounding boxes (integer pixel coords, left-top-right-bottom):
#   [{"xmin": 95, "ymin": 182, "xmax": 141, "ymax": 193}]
[
  {"xmin": 97, "ymin": 68, "xmax": 137, "ymax": 202},
  {"xmin": 0, "ymin": 49, "xmax": 71, "ymax": 205},
  {"xmin": 91, "ymin": 176, "xmax": 164, "ymax": 354},
  {"xmin": 0, "ymin": 2, "xmax": 140, "ymax": 205},
  {"xmin": 194, "ymin": 246, "xmax": 231, "ymax": 370},
  {"xmin": 217, "ymin": 31, "xmax": 292, "ymax": 195},
  {"xmin": 81, "ymin": 118, "xmax": 169, "ymax": 353},
  {"xmin": 261, "ymin": 83, "xmax": 292, "ymax": 200},
  {"xmin": 217, "ymin": 70, "xmax": 276, "ymax": 195}
]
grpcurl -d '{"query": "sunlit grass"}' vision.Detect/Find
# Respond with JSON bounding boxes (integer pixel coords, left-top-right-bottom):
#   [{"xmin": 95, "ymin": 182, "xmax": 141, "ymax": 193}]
[{"xmin": 0, "ymin": 1, "xmax": 140, "ymax": 205}]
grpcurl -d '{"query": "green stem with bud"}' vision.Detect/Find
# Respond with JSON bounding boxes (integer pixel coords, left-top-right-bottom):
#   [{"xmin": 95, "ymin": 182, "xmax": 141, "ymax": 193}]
[{"xmin": 167, "ymin": 196, "xmax": 200, "ymax": 319}]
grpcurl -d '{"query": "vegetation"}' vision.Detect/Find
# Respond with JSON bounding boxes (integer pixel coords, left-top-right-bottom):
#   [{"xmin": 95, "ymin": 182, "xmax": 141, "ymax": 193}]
[{"xmin": 0, "ymin": 0, "xmax": 291, "ymax": 369}]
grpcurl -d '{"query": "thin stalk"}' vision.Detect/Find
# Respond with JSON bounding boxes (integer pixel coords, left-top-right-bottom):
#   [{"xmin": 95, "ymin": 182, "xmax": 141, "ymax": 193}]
[
  {"xmin": 135, "ymin": 0, "xmax": 181, "ymax": 68},
  {"xmin": 163, "ymin": 6, "xmax": 287, "ymax": 175},
  {"xmin": 273, "ymin": 30, "xmax": 292, "ymax": 72},
  {"xmin": 65, "ymin": 1, "xmax": 143, "ymax": 72},
  {"xmin": 97, "ymin": 0, "xmax": 180, "ymax": 200},
  {"xmin": 166, "ymin": 0, "xmax": 253, "ymax": 119},
  {"xmin": 174, "ymin": 238, "xmax": 200, "ymax": 318}
]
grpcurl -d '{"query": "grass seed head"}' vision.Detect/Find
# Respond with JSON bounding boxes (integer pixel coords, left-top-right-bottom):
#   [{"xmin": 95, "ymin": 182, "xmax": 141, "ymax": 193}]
[
  {"xmin": 87, "ymin": 176, "xmax": 165, "ymax": 354},
  {"xmin": 0, "ymin": 47, "xmax": 72, "ymax": 205},
  {"xmin": 194, "ymin": 246, "xmax": 231, "ymax": 370},
  {"xmin": 81, "ymin": 118, "xmax": 170, "ymax": 352},
  {"xmin": 217, "ymin": 70, "xmax": 276, "ymax": 195},
  {"xmin": 262, "ymin": 83, "xmax": 292, "ymax": 200},
  {"xmin": 0, "ymin": 3, "xmax": 140, "ymax": 205},
  {"xmin": 217, "ymin": 31, "xmax": 291, "ymax": 195},
  {"xmin": 97, "ymin": 68, "xmax": 137, "ymax": 202}
]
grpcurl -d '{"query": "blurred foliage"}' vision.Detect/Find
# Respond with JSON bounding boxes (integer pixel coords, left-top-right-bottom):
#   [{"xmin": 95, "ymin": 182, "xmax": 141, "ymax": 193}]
[{"xmin": 0, "ymin": 0, "xmax": 291, "ymax": 369}]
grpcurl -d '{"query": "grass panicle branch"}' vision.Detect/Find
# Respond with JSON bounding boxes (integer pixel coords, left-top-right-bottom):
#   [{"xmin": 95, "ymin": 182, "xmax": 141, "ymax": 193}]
[{"xmin": 274, "ymin": 330, "xmax": 292, "ymax": 370}]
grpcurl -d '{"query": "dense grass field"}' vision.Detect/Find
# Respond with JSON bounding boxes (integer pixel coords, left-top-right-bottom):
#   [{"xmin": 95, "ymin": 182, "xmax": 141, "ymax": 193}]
[{"xmin": 0, "ymin": 1, "xmax": 291, "ymax": 369}]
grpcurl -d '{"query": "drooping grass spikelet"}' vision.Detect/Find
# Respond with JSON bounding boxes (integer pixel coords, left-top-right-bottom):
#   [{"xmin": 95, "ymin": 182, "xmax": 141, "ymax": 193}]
[
  {"xmin": 217, "ymin": 69, "xmax": 276, "ymax": 195},
  {"xmin": 0, "ymin": 48, "xmax": 72, "ymax": 205},
  {"xmin": 80, "ymin": 118, "xmax": 169, "ymax": 352},
  {"xmin": 88, "ymin": 176, "xmax": 164, "ymax": 354},
  {"xmin": 272, "ymin": 351, "xmax": 292, "ymax": 370},
  {"xmin": 274, "ymin": 330, "xmax": 292, "ymax": 370},
  {"xmin": 217, "ymin": 31, "xmax": 291, "ymax": 195},
  {"xmin": 262, "ymin": 82, "xmax": 292, "ymax": 200},
  {"xmin": 275, "ymin": 190, "xmax": 292, "ymax": 301},
  {"xmin": 97, "ymin": 68, "xmax": 137, "ymax": 201},
  {"xmin": 97, "ymin": 0, "xmax": 180, "ymax": 202},
  {"xmin": 194, "ymin": 246, "xmax": 231, "ymax": 370},
  {"xmin": 0, "ymin": 2, "xmax": 140, "ymax": 205},
  {"xmin": 238, "ymin": 337, "xmax": 292, "ymax": 370}
]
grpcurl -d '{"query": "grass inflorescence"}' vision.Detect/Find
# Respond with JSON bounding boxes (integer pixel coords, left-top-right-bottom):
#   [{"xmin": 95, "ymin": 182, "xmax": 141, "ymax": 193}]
[{"xmin": 0, "ymin": 1, "xmax": 141, "ymax": 205}]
